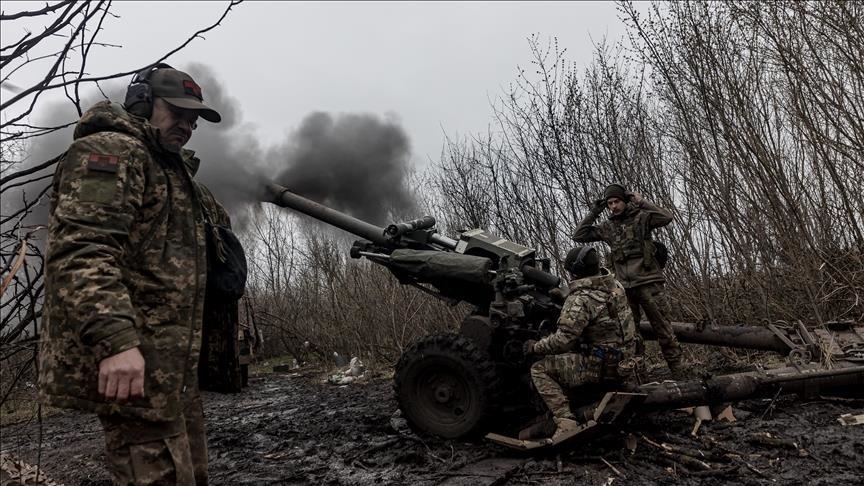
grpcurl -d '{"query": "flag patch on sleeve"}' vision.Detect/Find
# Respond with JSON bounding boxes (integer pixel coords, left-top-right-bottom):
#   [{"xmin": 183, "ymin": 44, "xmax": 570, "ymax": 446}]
[{"xmin": 87, "ymin": 153, "xmax": 120, "ymax": 173}]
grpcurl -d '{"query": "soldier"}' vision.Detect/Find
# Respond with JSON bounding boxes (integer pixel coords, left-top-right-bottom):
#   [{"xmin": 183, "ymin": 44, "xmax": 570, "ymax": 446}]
[
  {"xmin": 520, "ymin": 246, "xmax": 636, "ymax": 440},
  {"xmin": 39, "ymin": 64, "xmax": 221, "ymax": 485},
  {"xmin": 572, "ymin": 183, "xmax": 683, "ymax": 373}
]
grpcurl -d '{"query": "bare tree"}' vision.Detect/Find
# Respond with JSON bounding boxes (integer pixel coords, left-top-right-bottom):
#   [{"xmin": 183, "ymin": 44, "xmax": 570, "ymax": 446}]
[{"xmin": 433, "ymin": 1, "xmax": 864, "ymax": 335}]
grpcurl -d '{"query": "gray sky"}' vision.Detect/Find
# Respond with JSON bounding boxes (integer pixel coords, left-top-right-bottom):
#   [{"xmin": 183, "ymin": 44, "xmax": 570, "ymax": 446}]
[{"xmin": 2, "ymin": 1, "xmax": 628, "ymax": 166}]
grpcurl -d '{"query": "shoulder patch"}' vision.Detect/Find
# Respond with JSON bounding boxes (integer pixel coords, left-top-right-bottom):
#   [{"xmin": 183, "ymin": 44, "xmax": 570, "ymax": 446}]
[{"xmin": 87, "ymin": 153, "xmax": 120, "ymax": 173}]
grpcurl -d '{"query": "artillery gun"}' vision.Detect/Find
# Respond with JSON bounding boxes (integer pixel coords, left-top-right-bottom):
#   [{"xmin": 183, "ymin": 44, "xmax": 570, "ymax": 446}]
[{"xmin": 265, "ymin": 183, "xmax": 864, "ymax": 447}]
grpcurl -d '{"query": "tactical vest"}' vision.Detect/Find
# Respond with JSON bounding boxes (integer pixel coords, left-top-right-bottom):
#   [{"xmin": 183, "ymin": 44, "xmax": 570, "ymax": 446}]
[{"xmin": 609, "ymin": 210, "xmax": 659, "ymax": 271}]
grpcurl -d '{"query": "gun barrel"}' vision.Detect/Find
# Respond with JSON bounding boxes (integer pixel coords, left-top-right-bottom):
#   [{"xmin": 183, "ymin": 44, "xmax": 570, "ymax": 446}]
[
  {"xmin": 639, "ymin": 321, "xmax": 789, "ymax": 353},
  {"xmin": 641, "ymin": 364, "xmax": 864, "ymax": 408},
  {"xmin": 266, "ymin": 183, "xmax": 388, "ymax": 245},
  {"xmin": 520, "ymin": 265, "xmax": 561, "ymax": 289}
]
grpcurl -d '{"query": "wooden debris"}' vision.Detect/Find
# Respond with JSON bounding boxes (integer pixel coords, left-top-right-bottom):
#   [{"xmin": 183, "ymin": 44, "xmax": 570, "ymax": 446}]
[
  {"xmin": 838, "ymin": 413, "xmax": 864, "ymax": 426},
  {"xmin": 0, "ymin": 452, "xmax": 62, "ymax": 486},
  {"xmin": 747, "ymin": 431, "xmax": 809, "ymax": 457},
  {"xmin": 715, "ymin": 405, "xmax": 737, "ymax": 422},
  {"xmin": 691, "ymin": 405, "xmax": 712, "ymax": 436},
  {"xmin": 747, "ymin": 432, "xmax": 799, "ymax": 450},
  {"xmin": 624, "ymin": 433, "xmax": 638, "ymax": 454}
]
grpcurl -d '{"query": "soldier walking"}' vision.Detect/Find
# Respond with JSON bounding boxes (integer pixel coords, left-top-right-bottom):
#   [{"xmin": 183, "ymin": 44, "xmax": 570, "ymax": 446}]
[
  {"xmin": 572, "ymin": 184, "xmax": 683, "ymax": 373},
  {"xmin": 520, "ymin": 246, "xmax": 636, "ymax": 440}
]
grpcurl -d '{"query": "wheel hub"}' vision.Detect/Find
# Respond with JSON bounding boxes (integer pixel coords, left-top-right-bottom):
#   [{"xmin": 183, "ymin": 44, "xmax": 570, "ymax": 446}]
[{"xmin": 434, "ymin": 383, "xmax": 453, "ymax": 403}]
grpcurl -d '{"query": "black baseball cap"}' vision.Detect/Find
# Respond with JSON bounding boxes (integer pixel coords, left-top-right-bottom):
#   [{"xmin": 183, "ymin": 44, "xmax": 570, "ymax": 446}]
[{"xmin": 149, "ymin": 68, "xmax": 221, "ymax": 123}]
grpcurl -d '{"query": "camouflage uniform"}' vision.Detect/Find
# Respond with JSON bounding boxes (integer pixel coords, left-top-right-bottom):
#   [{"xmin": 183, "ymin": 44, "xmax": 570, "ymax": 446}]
[
  {"xmin": 38, "ymin": 101, "xmax": 209, "ymax": 484},
  {"xmin": 573, "ymin": 199, "xmax": 683, "ymax": 369},
  {"xmin": 530, "ymin": 272, "xmax": 636, "ymax": 421}
]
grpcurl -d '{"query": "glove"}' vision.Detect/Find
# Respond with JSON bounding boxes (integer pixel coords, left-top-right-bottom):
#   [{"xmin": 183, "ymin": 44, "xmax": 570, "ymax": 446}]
[
  {"xmin": 590, "ymin": 198, "xmax": 606, "ymax": 216},
  {"xmin": 523, "ymin": 339, "xmax": 538, "ymax": 356}
]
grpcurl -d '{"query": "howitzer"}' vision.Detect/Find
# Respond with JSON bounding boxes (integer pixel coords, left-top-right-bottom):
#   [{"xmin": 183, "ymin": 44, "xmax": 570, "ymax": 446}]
[
  {"xmin": 265, "ymin": 182, "xmax": 864, "ymax": 445},
  {"xmin": 267, "ymin": 182, "xmax": 566, "ymax": 437}
]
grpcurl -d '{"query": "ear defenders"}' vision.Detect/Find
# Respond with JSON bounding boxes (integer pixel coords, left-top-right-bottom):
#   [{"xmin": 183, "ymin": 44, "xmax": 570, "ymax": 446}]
[{"xmin": 123, "ymin": 62, "xmax": 175, "ymax": 119}]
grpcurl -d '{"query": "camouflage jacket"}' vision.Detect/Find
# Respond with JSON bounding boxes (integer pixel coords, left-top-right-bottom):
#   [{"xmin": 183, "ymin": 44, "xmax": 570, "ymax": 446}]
[
  {"xmin": 192, "ymin": 176, "xmax": 231, "ymax": 227},
  {"xmin": 533, "ymin": 272, "xmax": 635, "ymax": 356},
  {"xmin": 572, "ymin": 200, "xmax": 673, "ymax": 289},
  {"xmin": 39, "ymin": 101, "xmax": 208, "ymax": 421}
]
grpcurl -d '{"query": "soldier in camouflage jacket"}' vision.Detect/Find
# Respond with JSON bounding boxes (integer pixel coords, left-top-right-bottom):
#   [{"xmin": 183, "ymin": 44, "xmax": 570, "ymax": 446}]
[
  {"xmin": 39, "ymin": 66, "xmax": 222, "ymax": 485},
  {"xmin": 572, "ymin": 183, "xmax": 683, "ymax": 372},
  {"xmin": 520, "ymin": 246, "xmax": 636, "ymax": 440}
]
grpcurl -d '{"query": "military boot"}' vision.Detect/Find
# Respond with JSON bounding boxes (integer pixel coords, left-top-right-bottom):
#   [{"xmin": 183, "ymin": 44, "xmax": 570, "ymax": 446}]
[
  {"xmin": 518, "ymin": 414, "xmax": 557, "ymax": 440},
  {"xmin": 550, "ymin": 416, "xmax": 583, "ymax": 442}
]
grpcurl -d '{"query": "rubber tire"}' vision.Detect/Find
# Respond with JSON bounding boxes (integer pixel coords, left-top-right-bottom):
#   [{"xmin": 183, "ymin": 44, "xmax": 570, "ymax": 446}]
[{"xmin": 394, "ymin": 333, "xmax": 499, "ymax": 439}]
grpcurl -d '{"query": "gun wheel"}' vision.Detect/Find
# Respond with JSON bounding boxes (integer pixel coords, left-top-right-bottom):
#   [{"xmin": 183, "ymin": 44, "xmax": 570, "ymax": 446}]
[{"xmin": 394, "ymin": 333, "xmax": 498, "ymax": 439}]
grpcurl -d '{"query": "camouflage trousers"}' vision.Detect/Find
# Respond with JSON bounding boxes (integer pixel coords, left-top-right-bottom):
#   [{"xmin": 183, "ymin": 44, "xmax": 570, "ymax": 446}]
[
  {"xmin": 626, "ymin": 282, "xmax": 682, "ymax": 368},
  {"xmin": 98, "ymin": 393, "xmax": 208, "ymax": 485},
  {"xmin": 530, "ymin": 352, "xmax": 610, "ymax": 421}
]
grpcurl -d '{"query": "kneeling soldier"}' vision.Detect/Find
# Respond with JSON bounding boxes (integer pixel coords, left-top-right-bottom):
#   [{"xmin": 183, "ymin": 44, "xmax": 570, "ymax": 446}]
[{"xmin": 520, "ymin": 245, "xmax": 636, "ymax": 440}]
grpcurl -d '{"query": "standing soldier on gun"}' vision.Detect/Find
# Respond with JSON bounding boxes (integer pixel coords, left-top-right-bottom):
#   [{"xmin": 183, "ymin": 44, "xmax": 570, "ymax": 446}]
[{"xmin": 572, "ymin": 184, "xmax": 684, "ymax": 374}]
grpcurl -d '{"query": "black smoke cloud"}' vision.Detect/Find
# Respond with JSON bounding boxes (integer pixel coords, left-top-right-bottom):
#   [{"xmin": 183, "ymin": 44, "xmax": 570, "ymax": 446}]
[{"xmin": 272, "ymin": 112, "xmax": 416, "ymax": 226}]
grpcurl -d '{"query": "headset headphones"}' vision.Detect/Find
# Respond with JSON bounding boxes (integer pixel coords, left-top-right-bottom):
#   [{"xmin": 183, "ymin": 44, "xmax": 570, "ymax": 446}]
[
  {"xmin": 566, "ymin": 245, "xmax": 597, "ymax": 276},
  {"xmin": 123, "ymin": 62, "xmax": 175, "ymax": 119}
]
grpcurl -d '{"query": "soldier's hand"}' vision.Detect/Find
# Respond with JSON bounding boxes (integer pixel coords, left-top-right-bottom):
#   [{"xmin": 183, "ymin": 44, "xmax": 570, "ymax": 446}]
[
  {"xmin": 591, "ymin": 198, "xmax": 606, "ymax": 214},
  {"xmin": 627, "ymin": 191, "xmax": 643, "ymax": 204},
  {"xmin": 99, "ymin": 347, "xmax": 145, "ymax": 402},
  {"xmin": 523, "ymin": 339, "xmax": 538, "ymax": 356}
]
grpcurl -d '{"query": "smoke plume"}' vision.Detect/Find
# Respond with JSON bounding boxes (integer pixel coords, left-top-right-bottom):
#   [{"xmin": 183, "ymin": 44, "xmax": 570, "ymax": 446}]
[{"xmin": 272, "ymin": 111, "xmax": 416, "ymax": 226}]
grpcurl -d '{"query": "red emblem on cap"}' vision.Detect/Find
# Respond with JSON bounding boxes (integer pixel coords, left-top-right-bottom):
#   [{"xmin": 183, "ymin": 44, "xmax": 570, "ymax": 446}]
[{"xmin": 183, "ymin": 80, "xmax": 203, "ymax": 100}]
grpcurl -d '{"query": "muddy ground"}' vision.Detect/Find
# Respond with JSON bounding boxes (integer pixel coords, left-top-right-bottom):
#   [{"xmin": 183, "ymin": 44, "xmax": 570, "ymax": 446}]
[{"xmin": 2, "ymin": 364, "xmax": 863, "ymax": 486}]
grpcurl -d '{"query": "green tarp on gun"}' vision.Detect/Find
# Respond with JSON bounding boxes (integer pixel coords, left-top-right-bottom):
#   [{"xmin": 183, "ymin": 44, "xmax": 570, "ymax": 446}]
[{"xmin": 388, "ymin": 249, "xmax": 493, "ymax": 285}]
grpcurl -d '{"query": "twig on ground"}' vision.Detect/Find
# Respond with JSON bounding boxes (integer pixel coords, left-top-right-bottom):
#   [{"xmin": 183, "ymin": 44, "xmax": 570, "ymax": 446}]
[
  {"xmin": 600, "ymin": 456, "xmax": 626, "ymax": 478},
  {"xmin": 747, "ymin": 432, "xmax": 799, "ymax": 451},
  {"xmin": 686, "ymin": 464, "xmax": 741, "ymax": 477},
  {"xmin": 662, "ymin": 451, "xmax": 713, "ymax": 471},
  {"xmin": 742, "ymin": 461, "xmax": 769, "ymax": 479},
  {"xmin": 760, "ymin": 387, "xmax": 784, "ymax": 420}
]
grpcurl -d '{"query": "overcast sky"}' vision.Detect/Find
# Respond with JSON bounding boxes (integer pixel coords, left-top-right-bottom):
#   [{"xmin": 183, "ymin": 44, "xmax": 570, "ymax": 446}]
[{"xmin": 2, "ymin": 1, "xmax": 629, "ymax": 166}]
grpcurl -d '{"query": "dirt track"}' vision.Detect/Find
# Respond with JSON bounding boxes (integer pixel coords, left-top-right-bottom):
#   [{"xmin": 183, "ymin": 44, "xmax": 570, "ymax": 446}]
[{"xmin": 2, "ymin": 367, "xmax": 863, "ymax": 485}]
